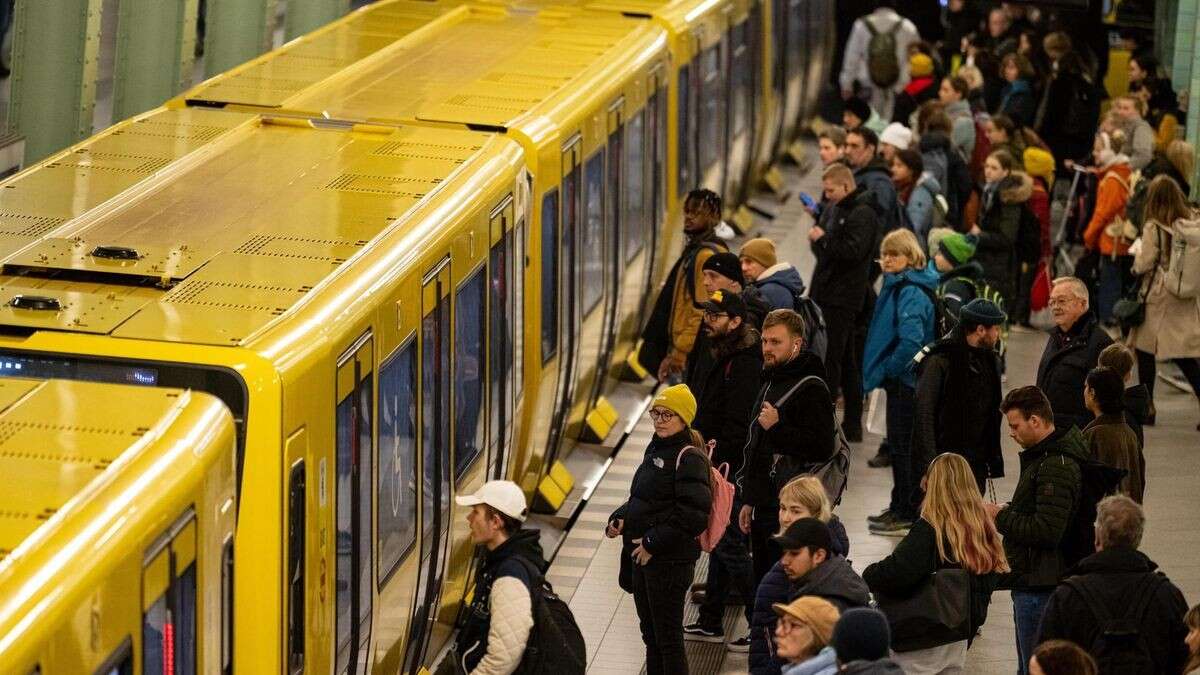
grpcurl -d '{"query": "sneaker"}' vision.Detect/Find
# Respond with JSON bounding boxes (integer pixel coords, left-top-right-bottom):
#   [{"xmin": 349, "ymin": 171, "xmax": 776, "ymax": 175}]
[
  {"xmin": 866, "ymin": 509, "xmax": 893, "ymax": 525},
  {"xmin": 867, "ymin": 450, "xmax": 891, "ymax": 468},
  {"xmin": 683, "ymin": 623, "xmax": 725, "ymax": 643},
  {"xmin": 727, "ymin": 634, "xmax": 751, "ymax": 653},
  {"xmin": 869, "ymin": 517, "xmax": 913, "ymax": 536}
]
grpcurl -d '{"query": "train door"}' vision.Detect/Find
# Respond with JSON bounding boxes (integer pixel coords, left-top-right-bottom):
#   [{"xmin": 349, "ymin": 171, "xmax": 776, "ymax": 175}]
[
  {"xmin": 335, "ymin": 333, "xmax": 374, "ymax": 675},
  {"xmin": 402, "ymin": 260, "xmax": 453, "ymax": 673},
  {"xmin": 589, "ymin": 100, "xmax": 623, "ymax": 407},
  {"xmin": 544, "ymin": 139, "xmax": 582, "ymax": 463},
  {"xmin": 141, "ymin": 511, "xmax": 199, "ymax": 675},
  {"xmin": 488, "ymin": 197, "xmax": 518, "ymax": 479},
  {"xmin": 723, "ymin": 13, "xmax": 754, "ymax": 205},
  {"xmin": 697, "ymin": 31, "xmax": 728, "ymax": 191},
  {"xmin": 777, "ymin": 0, "xmax": 806, "ymax": 153}
]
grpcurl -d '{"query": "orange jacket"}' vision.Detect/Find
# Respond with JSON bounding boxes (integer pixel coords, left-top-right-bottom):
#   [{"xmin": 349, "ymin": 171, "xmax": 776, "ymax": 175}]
[{"xmin": 1084, "ymin": 163, "xmax": 1133, "ymax": 257}]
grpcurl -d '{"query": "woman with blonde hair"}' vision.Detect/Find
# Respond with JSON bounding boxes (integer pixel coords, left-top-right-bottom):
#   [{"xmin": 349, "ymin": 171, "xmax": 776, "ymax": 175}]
[
  {"xmin": 864, "ymin": 453, "xmax": 1009, "ymax": 674},
  {"xmin": 748, "ymin": 475, "xmax": 849, "ymax": 674},
  {"xmin": 1127, "ymin": 175, "xmax": 1200, "ymax": 431},
  {"xmin": 1184, "ymin": 604, "xmax": 1200, "ymax": 673},
  {"xmin": 862, "ymin": 229, "xmax": 940, "ymax": 536}
]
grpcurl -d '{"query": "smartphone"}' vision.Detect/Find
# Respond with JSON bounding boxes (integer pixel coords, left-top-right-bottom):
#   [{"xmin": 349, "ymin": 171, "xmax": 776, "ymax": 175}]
[{"xmin": 798, "ymin": 192, "xmax": 816, "ymax": 210}]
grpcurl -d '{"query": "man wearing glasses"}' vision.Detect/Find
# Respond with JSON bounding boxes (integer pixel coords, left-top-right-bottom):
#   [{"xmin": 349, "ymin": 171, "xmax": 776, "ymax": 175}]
[{"xmin": 1037, "ymin": 276, "xmax": 1113, "ymax": 430}]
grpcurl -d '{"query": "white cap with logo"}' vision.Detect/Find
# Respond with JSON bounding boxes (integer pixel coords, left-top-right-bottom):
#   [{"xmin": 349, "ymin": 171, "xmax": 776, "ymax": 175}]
[{"xmin": 454, "ymin": 480, "xmax": 529, "ymax": 522}]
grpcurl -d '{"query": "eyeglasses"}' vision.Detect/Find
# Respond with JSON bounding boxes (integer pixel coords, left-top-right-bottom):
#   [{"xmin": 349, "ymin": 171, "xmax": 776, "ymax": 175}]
[
  {"xmin": 1047, "ymin": 297, "xmax": 1080, "ymax": 307},
  {"xmin": 703, "ymin": 311, "xmax": 728, "ymax": 321},
  {"xmin": 648, "ymin": 409, "xmax": 676, "ymax": 422}
]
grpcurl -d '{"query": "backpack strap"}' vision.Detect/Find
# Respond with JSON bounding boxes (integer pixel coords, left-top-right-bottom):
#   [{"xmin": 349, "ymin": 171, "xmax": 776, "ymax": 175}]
[
  {"xmin": 772, "ymin": 374, "xmax": 826, "ymax": 409},
  {"xmin": 1125, "ymin": 572, "xmax": 1170, "ymax": 627},
  {"xmin": 1062, "ymin": 576, "xmax": 1114, "ymax": 625},
  {"xmin": 1102, "ymin": 171, "xmax": 1132, "ymax": 196}
]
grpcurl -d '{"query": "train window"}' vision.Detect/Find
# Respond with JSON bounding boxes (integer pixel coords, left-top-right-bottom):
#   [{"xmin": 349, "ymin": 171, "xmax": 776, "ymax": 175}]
[
  {"xmin": 651, "ymin": 84, "xmax": 665, "ymax": 224},
  {"xmin": 489, "ymin": 238, "xmax": 509, "ymax": 476},
  {"xmin": 580, "ymin": 151, "xmax": 604, "ymax": 314},
  {"xmin": 772, "ymin": 0, "xmax": 786, "ymax": 99},
  {"xmin": 94, "ymin": 638, "xmax": 133, "ymax": 675},
  {"xmin": 623, "ymin": 109, "xmax": 645, "ymax": 262},
  {"xmin": 335, "ymin": 336, "xmax": 374, "ymax": 674},
  {"xmin": 378, "ymin": 340, "xmax": 418, "ymax": 585},
  {"xmin": 513, "ymin": 219, "xmax": 525, "ymax": 399},
  {"xmin": 697, "ymin": 44, "xmax": 727, "ymax": 177},
  {"xmin": 221, "ymin": 537, "xmax": 234, "ymax": 675},
  {"xmin": 731, "ymin": 21, "xmax": 751, "ymax": 136},
  {"xmin": 286, "ymin": 462, "xmax": 305, "ymax": 674},
  {"xmin": 142, "ymin": 516, "xmax": 198, "ymax": 675},
  {"xmin": 455, "ymin": 269, "xmax": 485, "ymax": 479},
  {"xmin": 676, "ymin": 62, "xmax": 692, "ymax": 197},
  {"xmin": 540, "ymin": 190, "xmax": 559, "ymax": 364}
]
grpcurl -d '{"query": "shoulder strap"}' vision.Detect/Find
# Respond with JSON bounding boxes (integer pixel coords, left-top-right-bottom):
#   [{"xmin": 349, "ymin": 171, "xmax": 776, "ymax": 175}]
[
  {"xmin": 773, "ymin": 374, "xmax": 827, "ymax": 408},
  {"xmin": 864, "ymin": 18, "xmax": 879, "ymax": 36},
  {"xmin": 1127, "ymin": 572, "xmax": 1170, "ymax": 626},
  {"xmin": 1063, "ymin": 576, "xmax": 1114, "ymax": 625},
  {"xmin": 501, "ymin": 556, "xmax": 544, "ymax": 596},
  {"xmin": 675, "ymin": 442, "xmax": 715, "ymax": 471},
  {"xmin": 1102, "ymin": 171, "xmax": 1132, "ymax": 195}
]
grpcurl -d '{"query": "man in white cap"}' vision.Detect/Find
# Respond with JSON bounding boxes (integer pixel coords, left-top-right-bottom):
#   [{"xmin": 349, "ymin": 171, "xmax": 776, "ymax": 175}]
[{"xmin": 452, "ymin": 480, "xmax": 546, "ymax": 675}]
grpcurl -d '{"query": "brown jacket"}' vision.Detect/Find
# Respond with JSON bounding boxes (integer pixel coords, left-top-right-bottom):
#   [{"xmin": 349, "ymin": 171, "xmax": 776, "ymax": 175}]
[
  {"xmin": 666, "ymin": 240, "xmax": 725, "ymax": 367},
  {"xmin": 1082, "ymin": 413, "xmax": 1145, "ymax": 503},
  {"xmin": 1127, "ymin": 216, "xmax": 1200, "ymax": 359}
]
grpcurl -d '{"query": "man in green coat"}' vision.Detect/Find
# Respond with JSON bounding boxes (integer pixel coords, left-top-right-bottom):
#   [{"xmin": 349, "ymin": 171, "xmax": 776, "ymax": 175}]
[{"xmin": 987, "ymin": 386, "xmax": 1084, "ymax": 675}]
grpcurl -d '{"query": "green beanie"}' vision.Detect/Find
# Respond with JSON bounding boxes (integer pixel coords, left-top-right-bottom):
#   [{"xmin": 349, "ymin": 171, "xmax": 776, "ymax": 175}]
[{"xmin": 938, "ymin": 233, "xmax": 978, "ymax": 267}]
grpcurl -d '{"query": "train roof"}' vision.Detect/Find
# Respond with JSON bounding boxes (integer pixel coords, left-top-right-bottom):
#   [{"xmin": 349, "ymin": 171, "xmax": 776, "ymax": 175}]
[
  {"xmin": 0, "ymin": 377, "xmax": 231, "ymax": 564},
  {"xmin": 179, "ymin": 3, "xmax": 665, "ymax": 131},
  {"xmin": 0, "ymin": 107, "xmax": 510, "ymax": 346}
]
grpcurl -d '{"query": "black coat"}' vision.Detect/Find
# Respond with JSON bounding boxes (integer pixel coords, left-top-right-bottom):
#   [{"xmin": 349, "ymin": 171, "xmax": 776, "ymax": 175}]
[
  {"xmin": 691, "ymin": 325, "xmax": 764, "ymax": 470},
  {"xmin": 1036, "ymin": 315, "xmax": 1114, "ymax": 431},
  {"xmin": 1039, "ymin": 548, "xmax": 1190, "ymax": 674},
  {"xmin": 862, "ymin": 518, "xmax": 998, "ymax": 650},
  {"xmin": 1036, "ymin": 55, "xmax": 1101, "ymax": 169},
  {"xmin": 610, "ymin": 430, "xmax": 712, "ymax": 563},
  {"xmin": 854, "ymin": 158, "xmax": 901, "ymax": 236},
  {"xmin": 810, "ymin": 187, "xmax": 876, "ymax": 312},
  {"xmin": 736, "ymin": 351, "xmax": 835, "ymax": 508},
  {"xmin": 1123, "ymin": 384, "xmax": 1149, "ymax": 450},
  {"xmin": 911, "ymin": 335, "xmax": 1004, "ymax": 483}
]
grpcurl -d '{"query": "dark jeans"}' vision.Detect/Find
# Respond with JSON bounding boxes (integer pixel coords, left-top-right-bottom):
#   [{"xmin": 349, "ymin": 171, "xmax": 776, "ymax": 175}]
[
  {"xmin": 698, "ymin": 500, "xmax": 754, "ymax": 629},
  {"xmin": 884, "ymin": 380, "xmax": 918, "ymax": 520},
  {"xmin": 1012, "ymin": 589, "xmax": 1052, "ymax": 675},
  {"xmin": 821, "ymin": 304, "xmax": 864, "ymax": 433},
  {"xmin": 1097, "ymin": 255, "xmax": 1134, "ymax": 323},
  {"xmin": 1136, "ymin": 349, "xmax": 1200, "ymax": 399},
  {"xmin": 632, "ymin": 560, "xmax": 695, "ymax": 675},
  {"xmin": 749, "ymin": 509, "xmax": 782, "ymax": 591},
  {"xmin": 1012, "ymin": 260, "xmax": 1036, "ymax": 325}
]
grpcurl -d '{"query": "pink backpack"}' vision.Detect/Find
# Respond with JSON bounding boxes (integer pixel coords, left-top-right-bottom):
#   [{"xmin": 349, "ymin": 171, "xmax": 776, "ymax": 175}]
[{"xmin": 677, "ymin": 440, "xmax": 735, "ymax": 553}]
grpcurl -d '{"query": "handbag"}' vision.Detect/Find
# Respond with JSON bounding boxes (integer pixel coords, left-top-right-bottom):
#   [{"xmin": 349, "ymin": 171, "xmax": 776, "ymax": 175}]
[
  {"xmin": 1113, "ymin": 228, "xmax": 1161, "ymax": 330},
  {"xmin": 873, "ymin": 567, "xmax": 974, "ymax": 652}
]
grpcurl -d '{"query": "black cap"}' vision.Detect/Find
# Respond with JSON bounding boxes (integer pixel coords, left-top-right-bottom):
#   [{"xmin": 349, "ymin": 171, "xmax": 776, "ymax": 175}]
[
  {"xmin": 960, "ymin": 298, "xmax": 1007, "ymax": 327},
  {"xmin": 772, "ymin": 517, "xmax": 833, "ymax": 553},
  {"xmin": 701, "ymin": 290, "xmax": 747, "ymax": 321},
  {"xmin": 702, "ymin": 252, "xmax": 743, "ymax": 284},
  {"xmin": 843, "ymin": 97, "xmax": 871, "ymax": 124}
]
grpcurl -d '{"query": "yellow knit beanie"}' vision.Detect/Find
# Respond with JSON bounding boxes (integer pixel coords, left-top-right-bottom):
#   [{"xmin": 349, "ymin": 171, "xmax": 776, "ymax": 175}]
[
  {"xmin": 910, "ymin": 53, "xmax": 934, "ymax": 78},
  {"xmin": 651, "ymin": 384, "xmax": 697, "ymax": 426},
  {"xmin": 739, "ymin": 238, "xmax": 777, "ymax": 268},
  {"xmin": 1023, "ymin": 147, "xmax": 1056, "ymax": 189}
]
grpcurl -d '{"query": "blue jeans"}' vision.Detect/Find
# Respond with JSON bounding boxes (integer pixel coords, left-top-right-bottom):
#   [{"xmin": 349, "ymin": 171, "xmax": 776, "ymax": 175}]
[
  {"xmin": 1097, "ymin": 255, "xmax": 1132, "ymax": 322},
  {"xmin": 884, "ymin": 380, "xmax": 917, "ymax": 520},
  {"xmin": 698, "ymin": 499, "xmax": 754, "ymax": 629},
  {"xmin": 1012, "ymin": 589, "xmax": 1052, "ymax": 675}
]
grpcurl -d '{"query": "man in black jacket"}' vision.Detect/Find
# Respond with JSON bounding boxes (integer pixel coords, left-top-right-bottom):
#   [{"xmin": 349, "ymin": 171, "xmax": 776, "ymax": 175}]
[
  {"xmin": 1037, "ymin": 277, "xmax": 1113, "ymax": 431},
  {"xmin": 775, "ymin": 519, "xmax": 870, "ymax": 610},
  {"xmin": 684, "ymin": 291, "xmax": 763, "ymax": 648},
  {"xmin": 845, "ymin": 127, "xmax": 900, "ymax": 238},
  {"xmin": 911, "ymin": 298, "xmax": 1006, "ymax": 492},
  {"xmin": 809, "ymin": 163, "xmax": 875, "ymax": 442},
  {"xmin": 736, "ymin": 309, "xmax": 835, "ymax": 588},
  {"xmin": 1038, "ymin": 495, "xmax": 1190, "ymax": 673}
]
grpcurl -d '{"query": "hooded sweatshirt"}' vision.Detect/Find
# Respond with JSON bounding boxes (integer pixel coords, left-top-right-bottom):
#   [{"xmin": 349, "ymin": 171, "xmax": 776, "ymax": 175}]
[
  {"xmin": 457, "ymin": 529, "xmax": 547, "ymax": 675},
  {"xmin": 752, "ymin": 263, "xmax": 806, "ymax": 311},
  {"xmin": 863, "ymin": 265, "xmax": 940, "ymax": 390}
]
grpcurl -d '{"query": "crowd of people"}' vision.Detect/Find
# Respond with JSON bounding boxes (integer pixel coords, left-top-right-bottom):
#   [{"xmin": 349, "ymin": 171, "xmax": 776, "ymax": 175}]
[{"xmin": 445, "ymin": 2, "xmax": 1200, "ymax": 675}]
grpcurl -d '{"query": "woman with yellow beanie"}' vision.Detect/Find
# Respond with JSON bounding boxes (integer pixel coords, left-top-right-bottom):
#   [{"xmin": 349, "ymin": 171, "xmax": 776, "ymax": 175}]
[
  {"xmin": 773, "ymin": 596, "xmax": 841, "ymax": 675},
  {"xmin": 608, "ymin": 383, "xmax": 714, "ymax": 674},
  {"xmin": 893, "ymin": 52, "xmax": 939, "ymax": 126}
]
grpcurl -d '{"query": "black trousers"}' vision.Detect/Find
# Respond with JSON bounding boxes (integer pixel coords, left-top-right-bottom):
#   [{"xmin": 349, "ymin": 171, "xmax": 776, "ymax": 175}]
[
  {"xmin": 697, "ymin": 499, "xmax": 754, "ymax": 629},
  {"xmin": 632, "ymin": 559, "xmax": 695, "ymax": 675},
  {"xmin": 749, "ymin": 509, "xmax": 782, "ymax": 591},
  {"xmin": 821, "ymin": 303, "xmax": 863, "ymax": 432},
  {"xmin": 1136, "ymin": 350, "xmax": 1200, "ymax": 399}
]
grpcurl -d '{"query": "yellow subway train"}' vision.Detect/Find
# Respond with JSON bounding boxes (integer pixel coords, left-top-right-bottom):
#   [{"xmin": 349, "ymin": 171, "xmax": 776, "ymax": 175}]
[{"xmin": 0, "ymin": 0, "xmax": 833, "ymax": 672}]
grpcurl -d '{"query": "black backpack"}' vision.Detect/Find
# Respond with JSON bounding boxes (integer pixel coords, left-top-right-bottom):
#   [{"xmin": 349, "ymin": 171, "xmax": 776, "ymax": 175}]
[
  {"xmin": 865, "ymin": 18, "xmax": 902, "ymax": 88},
  {"xmin": 897, "ymin": 280, "xmax": 953, "ymax": 340},
  {"xmin": 1050, "ymin": 452, "xmax": 1127, "ymax": 569},
  {"xmin": 788, "ymin": 288, "xmax": 828, "ymax": 363},
  {"xmin": 1016, "ymin": 203, "xmax": 1042, "ymax": 265},
  {"xmin": 511, "ymin": 557, "xmax": 586, "ymax": 675},
  {"xmin": 1062, "ymin": 572, "xmax": 1168, "ymax": 674}
]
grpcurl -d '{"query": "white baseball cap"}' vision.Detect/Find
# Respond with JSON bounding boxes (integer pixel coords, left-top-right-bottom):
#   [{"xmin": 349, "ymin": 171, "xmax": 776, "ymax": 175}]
[{"xmin": 455, "ymin": 480, "xmax": 529, "ymax": 522}]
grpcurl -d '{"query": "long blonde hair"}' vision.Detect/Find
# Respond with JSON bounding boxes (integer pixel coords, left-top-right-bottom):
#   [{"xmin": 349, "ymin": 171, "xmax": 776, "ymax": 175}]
[{"xmin": 921, "ymin": 454, "xmax": 1010, "ymax": 575}]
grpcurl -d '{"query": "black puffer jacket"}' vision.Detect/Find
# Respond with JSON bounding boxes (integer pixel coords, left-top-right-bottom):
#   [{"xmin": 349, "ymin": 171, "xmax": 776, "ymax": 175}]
[
  {"xmin": 1036, "ymin": 315, "xmax": 1114, "ymax": 431},
  {"xmin": 810, "ymin": 186, "xmax": 876, "ymax": 313},
  {"xmin": 736, "ymin": 351, "xmax": 835, "ymax": 509},
  {"xmin": 996, "ymin": 427, "xmax": 1086, "ymax": 590},
  {"xmin": 692, "ymin": 325, "xmax": 763, "ymax": 470},
  {"xmin": 854, "ymin": 157, "xmax": 900, "ymax": 237},
  {"xmin": 1038, "ymin": 548, "xmax": 1190, "ymax": 674},
  {"xmin": 786, "ymin": 555, "xmax": 872, "ymax": 609},
  {"xmin": 975, "ymin": 172, "xmax": 1032, "ymax": 305},
  {"xmin": 610, "ymin": 429, "xmax": 712, "ymax": 563}
]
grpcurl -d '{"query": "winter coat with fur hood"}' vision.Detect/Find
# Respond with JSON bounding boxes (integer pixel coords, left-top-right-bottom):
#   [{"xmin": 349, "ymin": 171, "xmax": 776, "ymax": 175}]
[{"xmin": 975, "ymin": 171, "xmax": 1032, "ymax": 303}]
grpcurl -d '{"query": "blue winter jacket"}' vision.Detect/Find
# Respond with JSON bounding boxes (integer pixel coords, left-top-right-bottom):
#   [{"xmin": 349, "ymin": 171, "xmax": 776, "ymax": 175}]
[
  {"xmin": 752, "ymin": 263, "xmax": 806, "ymax": 311},
  {"xmin": 862, "ymin": 265, "xmax": 939, "ymax": 391},
  {"xmin": 904, "ymin": 172, "xmax": 943, "ymax": 251},
  {"xmin": 782, "ymin": 647, "xmax": 838, "ymax": 675},
  {"xmin": 749, "ymin": 517, "xmax": 850, "ymax": 675}
]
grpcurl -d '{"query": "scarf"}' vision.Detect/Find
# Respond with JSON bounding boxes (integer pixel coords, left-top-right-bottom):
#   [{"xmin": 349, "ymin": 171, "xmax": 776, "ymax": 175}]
[{"xmin": 894, "ymin": 174, "xmax": 915, "ymax": 206}]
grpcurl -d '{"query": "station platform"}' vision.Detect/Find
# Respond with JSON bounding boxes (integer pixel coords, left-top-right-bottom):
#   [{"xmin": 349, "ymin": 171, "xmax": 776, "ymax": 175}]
[{"xmin": 546, "ymin": 148, "xmax": 1200, "ymax": 674}]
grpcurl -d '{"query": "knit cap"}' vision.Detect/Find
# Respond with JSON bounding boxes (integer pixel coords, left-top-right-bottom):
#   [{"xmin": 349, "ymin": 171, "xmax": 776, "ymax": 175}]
[
  {"xmin": 772, "ymin": 597, "xmax": 840, "ymax": 647},
  {"xmin": 1023, "ymin": 147, "xmax": 1056, "ymax": 189},
  {"xmin": 843, "ymin": 97, "xmax": 872, "ymax": 124},
  {"xmin": 651, "ymin": 384, "xmax": 697, "ymax": 426},
  {"xmin": 739, "ymin": 238, "xmax": 777, "ymax": 268},
  {"xmin": 831, "ymin": 608, "xmax": 891, "ymax": 663},
  {"xmin": 937, "ymin": 232, "xmax": 977, "ymax": 266},
  {"xmin": 910, "ymin": 53, "xmax": 934, "ymax": 78},
  {"xmin": 702, "ymin": 251, "xmax": 744, "ymax": 284},
  {"xmin": 960, "ymin": 298, "xmax": 1007, "ymax": 327},
  {"xmin": 880, "ymin": 123, "xmax": 912, "ymax": 151}
]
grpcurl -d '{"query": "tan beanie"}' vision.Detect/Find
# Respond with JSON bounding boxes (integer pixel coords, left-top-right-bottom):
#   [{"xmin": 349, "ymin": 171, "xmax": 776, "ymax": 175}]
[
  {"xmin": 772, "ymin": 596, "xmax": 840, "ymax": 647},
  {"xmin": 739, "ymin": 238, "xmax": 777, "ymax": 268}
]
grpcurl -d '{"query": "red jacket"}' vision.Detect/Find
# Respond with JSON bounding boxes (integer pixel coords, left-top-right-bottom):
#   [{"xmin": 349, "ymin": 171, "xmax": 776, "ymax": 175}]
[
  {"xmin": 1084, "ymin": 163, "xmax": 1134, "ymax": 257},
  {"xmin": 1029, "ymin": 177, "xmax": 1052, "ymax": 258}
]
